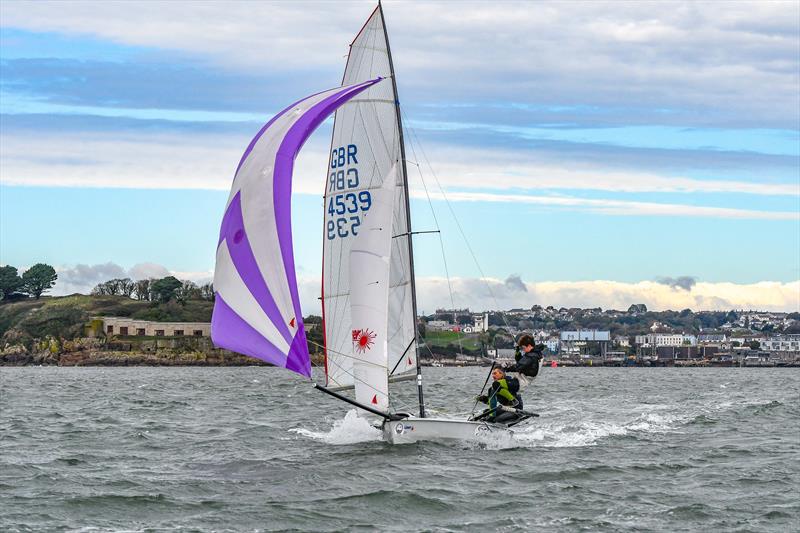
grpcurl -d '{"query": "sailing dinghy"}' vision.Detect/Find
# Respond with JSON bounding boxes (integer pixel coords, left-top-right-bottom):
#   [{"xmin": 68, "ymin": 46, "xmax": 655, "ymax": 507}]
[{"xmin": 212, "ymin": 3, "xmax": 537, "ymax": 444}]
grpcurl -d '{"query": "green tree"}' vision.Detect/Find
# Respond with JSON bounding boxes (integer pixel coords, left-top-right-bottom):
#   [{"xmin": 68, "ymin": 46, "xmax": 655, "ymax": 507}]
[
  {"xmin": 0, "ymin": 265, "xmax": 24, "ymax": 300},
  {"xmin": 21, "ymin": 263, "xmax": 57, "ymax": 299},
  {"xmin": 150, "ymin": 276, "xmax": 182, "ymax": 303},
  {"xmin": 91, "ymin": 281, "xmax": 111, "ymax": 295},
  {"xmin": 118, "ymin": 278, "xmax": 135, "ymax": 297},
  {"xmin": 199, "ymin": 282, "xmax": 214, "ymax": 301},
  {"xmin": 134, "ymin": 279, "xmax": 152, "ymax": 301},
  {"xmin": 175, "ymin": 280, "xmax": 200, "ymax": 304}
]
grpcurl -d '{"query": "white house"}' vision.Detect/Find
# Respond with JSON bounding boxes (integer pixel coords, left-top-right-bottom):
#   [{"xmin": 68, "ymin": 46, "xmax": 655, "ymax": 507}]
[
  {"xmin": 698, "ymin": 333, "xmax": 727, "ymax": 344},
  {"xmin": 473, "ymin": 313, "xmax": 489, "ymax": 332},
  {"xmin": 635, "ymin": 333, "xmax": 697, "ymax": 347},
  {"xmin": 544, "ymin": 338, "xmax": 560, "ymax": 352},
  {"xmin": 760, "ymin": 335, "xmax": 800, "ymax": 352}
]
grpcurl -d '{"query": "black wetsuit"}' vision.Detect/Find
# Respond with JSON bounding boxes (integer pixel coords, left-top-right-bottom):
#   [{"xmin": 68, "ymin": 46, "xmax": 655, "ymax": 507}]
[{"xmin": 505, "ymin": 347, "xmax": 542, "ymax": 377}]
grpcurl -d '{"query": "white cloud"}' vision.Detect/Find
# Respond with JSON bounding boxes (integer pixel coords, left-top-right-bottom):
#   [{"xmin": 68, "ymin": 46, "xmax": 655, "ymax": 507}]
[
  {"xmin": 0, "ymin": 130, "xmax": 333, "ymax": 194},
  {"xmin": 297, "ymin": 276, "xmax": 800, "ymax": 314},
  {"xmin": 127, "ymin": 262, "xmax": 170, "ymax": 280},
  {"xmin": 53, "ymin": 262, "xmax": 799, "ymax": 313},
  {"xmin": 419, "ymin": 190, "xmax": 798, "ymax": 221},
  {"xmin": 405, "ymin": 146, "xmax": 798, "ymax": 196},
  {"xmin": 53, "ymin": 261, "xmax": 211, "ymax": 295},
  {"xmin": 53, "ymin": 262, "xmax": 127, "ymax": 294},
  {"xmin": 3, "ymin": 130, "xmax": 795, "ymax": 221},
  {"xmin": 1, "ymin": 1, "xmax": 797, "ymax": 125},
  {"xmin": 0, "ymin": 131, "xmax": 242, "ymax": 190}
]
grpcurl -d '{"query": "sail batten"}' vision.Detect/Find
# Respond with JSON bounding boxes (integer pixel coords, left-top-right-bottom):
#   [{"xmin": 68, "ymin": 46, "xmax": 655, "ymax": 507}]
[{"xmin": 212, "ymin": 78, "xmax": 383, "ymax": 379}]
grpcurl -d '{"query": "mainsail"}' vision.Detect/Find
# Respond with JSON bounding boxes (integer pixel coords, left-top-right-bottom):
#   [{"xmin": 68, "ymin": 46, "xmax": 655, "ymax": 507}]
[
  {"xmin": 211, "ymin": 78, "xmax": 383, "ymax": 378},
  {"xmin": 322, "ymin": 5, "xmax": 418, "ymax": 399}
]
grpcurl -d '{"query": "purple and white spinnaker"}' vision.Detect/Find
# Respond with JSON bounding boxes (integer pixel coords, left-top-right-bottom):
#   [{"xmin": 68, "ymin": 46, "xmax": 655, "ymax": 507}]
[{"xmin": 211, "ymin": 78, "xmax": 383, "ymax": 378}]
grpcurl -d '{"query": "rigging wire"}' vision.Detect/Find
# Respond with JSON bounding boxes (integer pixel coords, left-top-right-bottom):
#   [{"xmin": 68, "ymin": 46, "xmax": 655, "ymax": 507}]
[
  {"xmin": 401, "ymin": 114, "xmax": 465, "ymax": 359},
  {"xmin": 309, "ymin": 339, "xmax": 385, "ymax": 368},
  {"xmin": 400, "ymin": 108, "xmax": 514, "ymax": 336},
  {"xmin": 309, "ymin": 339, "xmax": 417, "ymax": 413}
]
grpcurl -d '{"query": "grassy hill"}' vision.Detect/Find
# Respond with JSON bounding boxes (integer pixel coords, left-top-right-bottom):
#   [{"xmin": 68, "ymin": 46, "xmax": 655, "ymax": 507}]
[
  {"xmin": 0, "ymin": 294, "xmax": 213, "ymax": 348},
  {"xmin": 422, "ymin": 330, "xmax": 482, "ymax": 352}
]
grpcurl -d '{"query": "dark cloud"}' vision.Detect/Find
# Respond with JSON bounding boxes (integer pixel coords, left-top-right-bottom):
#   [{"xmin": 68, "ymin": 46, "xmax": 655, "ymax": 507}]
[
  {"xmin": 656, "ymin": 276, "xmax": 697, "ymax": 291},
  {"xmin": 504, "ymin": 274, "xmax": 528, "ymax": 293}
]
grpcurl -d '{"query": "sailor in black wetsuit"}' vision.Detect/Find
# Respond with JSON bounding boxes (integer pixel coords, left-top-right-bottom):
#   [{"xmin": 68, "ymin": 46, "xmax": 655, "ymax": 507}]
[{"xmin": 504, "ymin": 334, "xmax": 543, "ymax": 391}]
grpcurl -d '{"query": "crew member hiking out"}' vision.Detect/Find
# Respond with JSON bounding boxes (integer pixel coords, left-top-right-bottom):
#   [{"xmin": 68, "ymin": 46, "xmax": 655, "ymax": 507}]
[
  {"xmin": 475, "ymin": 367, "xmax": 522, "ymax": 423},
  {"xmin": 504, "ymin": 334, "xmax": 544, "ymax": 391}
]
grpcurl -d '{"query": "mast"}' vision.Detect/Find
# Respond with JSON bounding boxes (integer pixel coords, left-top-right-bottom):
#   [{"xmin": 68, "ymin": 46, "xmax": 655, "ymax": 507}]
[{"xmin": 379, "ymin": 1, "xmax": 425, "ymax": 418}]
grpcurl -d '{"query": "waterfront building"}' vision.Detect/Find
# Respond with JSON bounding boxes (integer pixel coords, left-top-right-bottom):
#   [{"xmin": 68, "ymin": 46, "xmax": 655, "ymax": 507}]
[
  {"xmin": 634, "ymin": 333, "xmax": 697, "ymax": 347},
  {"xmin": 561, "ymin": 330, "xmax": 611, "ymax": 357},
  {"xmin": 613, "ymin": 336, "xmax": 630, "ymax": 347},
  {"xmin": 561, "ymin": 330, "xmax": 611, "ymax": 342},
  {"xmin": 760, "ymin": 334, "xmax": 800, "ymax": 352},
  {"xmin": 486, "ymin": 348, "xmax": 516, "ymax": 364},
  {"xmin": 97, "ymin": 316, "xmax": 210, "ymax": 337}
]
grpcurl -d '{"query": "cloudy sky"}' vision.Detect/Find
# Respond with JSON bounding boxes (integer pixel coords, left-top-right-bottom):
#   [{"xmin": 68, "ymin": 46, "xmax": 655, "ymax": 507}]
[{"xmin": 1, "ymin": 0, "xmax": 798, "ymax": 313}]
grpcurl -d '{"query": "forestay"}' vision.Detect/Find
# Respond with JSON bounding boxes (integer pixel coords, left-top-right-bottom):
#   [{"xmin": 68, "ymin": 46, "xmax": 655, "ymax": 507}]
[
  {"xmin": 323, "ymin": 6, "xmax": 417, "ymax": 392},
  {"xmin": 211, "ymin": 78, "xmax": 382, "ymax": 378}
]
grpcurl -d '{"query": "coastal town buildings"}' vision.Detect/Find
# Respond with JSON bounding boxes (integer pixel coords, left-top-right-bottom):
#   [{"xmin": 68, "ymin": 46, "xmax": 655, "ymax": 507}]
[
  {"xmin": 418, "ymin": 306, "xmax": 797, "ymax": 363},
  {"xmin": 760, "ymin": 334, "xmax": 800, "ymax": 352},
  {"xmin": 698, "ymin": 333, "xmax": 727, "ymax": 344}
]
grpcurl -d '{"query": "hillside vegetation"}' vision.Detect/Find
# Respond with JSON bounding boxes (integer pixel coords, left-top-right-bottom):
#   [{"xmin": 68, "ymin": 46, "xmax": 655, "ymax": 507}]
[{"xmin": 0, "ymin": 294, "xmax": 213, "ymax": 349}]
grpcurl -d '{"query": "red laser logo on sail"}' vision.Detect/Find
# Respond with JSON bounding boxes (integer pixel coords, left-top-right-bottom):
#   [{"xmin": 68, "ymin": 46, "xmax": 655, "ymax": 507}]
[{"xmin": 352, "ymin": 328, "xmax": 376, "ymax": 353}]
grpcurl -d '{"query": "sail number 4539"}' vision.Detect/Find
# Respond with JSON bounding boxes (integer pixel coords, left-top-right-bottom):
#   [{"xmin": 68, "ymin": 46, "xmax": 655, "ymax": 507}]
[
  {"xmin": 327, "ymin": 144, "xmax": 370, "ymax": 240},
  {"xmin": 327, "ymin": 191, "xmax": 371, "ymax": 239}
]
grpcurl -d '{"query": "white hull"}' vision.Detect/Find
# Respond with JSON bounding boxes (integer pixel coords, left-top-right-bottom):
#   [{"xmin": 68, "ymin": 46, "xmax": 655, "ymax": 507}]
[{"xmin": 381, "ymin": 416, "xmax": 513, "ymax": 444}]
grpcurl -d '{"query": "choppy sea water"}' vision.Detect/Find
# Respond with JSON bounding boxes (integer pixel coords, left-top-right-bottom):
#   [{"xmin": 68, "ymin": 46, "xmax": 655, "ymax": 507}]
[{"xmin": 1, "ymin": 366, "xmax": 798, "ymax": 532}]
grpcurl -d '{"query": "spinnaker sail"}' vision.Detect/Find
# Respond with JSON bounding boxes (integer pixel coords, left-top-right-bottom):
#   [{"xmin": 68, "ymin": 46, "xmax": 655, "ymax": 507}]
[
  {"xmin": 322, "ymin": 5, "xmax": 418, "ymax": 394},
  {"xmin": 211, "ymin": 78, "xmax": 383, "ymax": 379}
]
